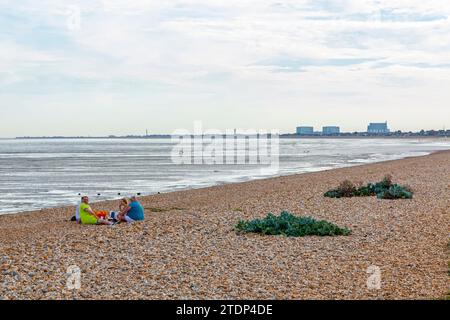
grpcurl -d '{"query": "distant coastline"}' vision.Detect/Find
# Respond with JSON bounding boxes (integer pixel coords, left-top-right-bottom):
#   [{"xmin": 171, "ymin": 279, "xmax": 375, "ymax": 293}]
[{"xmin": 11, "ymin": 131, "xmax": 450, "ymax": 140}]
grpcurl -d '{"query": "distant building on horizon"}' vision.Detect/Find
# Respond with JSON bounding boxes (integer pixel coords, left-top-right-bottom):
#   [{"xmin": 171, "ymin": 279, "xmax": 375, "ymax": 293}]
[
  {"xmin": 367, "ymin": 122, "xmax": 390, "ymax": 134},
  {"xmin": 322, "ymin": 126, "xmax": 340, "ymax": 135},
  {"xmin": 296, "ymin": 126, "xmax": 314, "ymax": 135}
]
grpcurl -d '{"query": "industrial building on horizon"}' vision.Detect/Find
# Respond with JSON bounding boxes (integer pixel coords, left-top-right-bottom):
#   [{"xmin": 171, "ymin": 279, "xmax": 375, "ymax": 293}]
[
  {"xmin": 296, "ymin": 125, "xmax": 340, "ymax": 135},
  {"xmin": 322, "ymin": 126, "xmax": 340, "ymax": 135},
  {"xmin": 296, "ymin": 126, "xmax": 314, "ymax": 135},
  {"xmin": 295, "ymin": 122, "xmax": 393, "ymax": 135},
  {"xmin": 367, "ymin": 122, "xmax": 390, "ymax": 134}
]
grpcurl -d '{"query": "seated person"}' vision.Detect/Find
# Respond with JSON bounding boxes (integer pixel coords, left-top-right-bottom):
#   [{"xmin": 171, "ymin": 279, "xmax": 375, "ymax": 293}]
[
  {"xmin": 108, "ymin": 198, "xmax": 129, "ymax": 221},
  {"xmin": 117, "ymin": 195, "xmax": 144, "ymax": 223},
  {"xmin": 79, "ymin": 196, "xmax": 112, "ymax": 225}
]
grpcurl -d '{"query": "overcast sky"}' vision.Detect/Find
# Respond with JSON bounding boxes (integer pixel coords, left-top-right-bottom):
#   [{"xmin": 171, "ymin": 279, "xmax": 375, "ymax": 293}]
[{"xmin": 1, "ymin": 0, "xmax": 450, "ymax": 137}]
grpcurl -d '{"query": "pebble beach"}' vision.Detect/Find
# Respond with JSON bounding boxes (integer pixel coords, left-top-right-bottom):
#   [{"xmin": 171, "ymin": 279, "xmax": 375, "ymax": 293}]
[{"xmin": 0, "ymin": 150, "xmax": 449, "ymax": 300}]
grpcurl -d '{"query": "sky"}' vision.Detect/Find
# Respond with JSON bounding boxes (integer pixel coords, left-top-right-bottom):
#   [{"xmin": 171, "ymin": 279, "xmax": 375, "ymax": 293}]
[{"xmin": 1, "ymin": 0, "xmax": 450, "ymax": 137}]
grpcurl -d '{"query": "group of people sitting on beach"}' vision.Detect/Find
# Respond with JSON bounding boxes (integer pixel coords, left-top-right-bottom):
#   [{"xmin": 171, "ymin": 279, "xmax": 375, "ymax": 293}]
[{"xmin": 73, "ymin": 195, "xmax": 145, "ymax": 225}]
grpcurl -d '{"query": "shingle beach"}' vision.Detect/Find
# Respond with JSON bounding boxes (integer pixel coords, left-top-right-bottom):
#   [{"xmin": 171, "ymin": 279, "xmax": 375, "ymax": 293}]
[{"xmin": 0, "ymin": 150, "xmax": 449, "ymax": 300}]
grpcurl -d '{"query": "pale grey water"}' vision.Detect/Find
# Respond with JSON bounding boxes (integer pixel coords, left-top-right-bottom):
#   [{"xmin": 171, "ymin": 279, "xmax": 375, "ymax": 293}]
[{"xmin": 0, "ymin": 138, "xmax": 449, "ymax": 215}]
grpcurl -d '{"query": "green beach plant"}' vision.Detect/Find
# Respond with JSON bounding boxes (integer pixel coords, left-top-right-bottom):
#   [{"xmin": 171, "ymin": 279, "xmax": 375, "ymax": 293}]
[
  {"xmin": 324, "ymin": 175, "xmax": 413, "ymax": 200},
  {"xmin": 376, "ymin": 184, "xmax": 413, "ymax": 200},
  {"xmin": 235, "ymin": 211, "xmax": 350, "ymax": 237}
]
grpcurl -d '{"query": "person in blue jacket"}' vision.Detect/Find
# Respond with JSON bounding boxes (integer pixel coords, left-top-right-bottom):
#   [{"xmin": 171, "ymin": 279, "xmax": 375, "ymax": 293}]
[{"xmin": 117, "ymin": 195, "xmax": 145, "ymax": 223}]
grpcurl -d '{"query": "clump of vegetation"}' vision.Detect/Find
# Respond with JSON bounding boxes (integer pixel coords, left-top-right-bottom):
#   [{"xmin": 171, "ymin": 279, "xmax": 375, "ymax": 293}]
[
  {"xmin": 235, "ymin": 211, "xmax": 350, "ymax": 237},
  {"xmin": 324, "ymin": 175, "xmax": 413, "ymax": 199},
  {"xmin": 337, "ymin": 180, "xmax": 357, "ymax": 197},
  {"xmin": 376, "ymin": 184, "xmax": 413, "ymax": 200}
]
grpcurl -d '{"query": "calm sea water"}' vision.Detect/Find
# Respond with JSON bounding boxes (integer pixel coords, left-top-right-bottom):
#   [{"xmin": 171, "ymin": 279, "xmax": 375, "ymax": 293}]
[{"xmin": 0, "ymin": 138, "xmax": 448, "ymax": 214}]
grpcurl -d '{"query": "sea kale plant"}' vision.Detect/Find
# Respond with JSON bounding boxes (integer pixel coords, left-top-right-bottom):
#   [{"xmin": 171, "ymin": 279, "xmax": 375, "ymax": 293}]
[
  {"xmin": 235, "ymin": 211, "xmax": 350, "ymax": 237},
  {"xmin": 324, "ymin": 175, "xmax": 413, "ymax": 199}
]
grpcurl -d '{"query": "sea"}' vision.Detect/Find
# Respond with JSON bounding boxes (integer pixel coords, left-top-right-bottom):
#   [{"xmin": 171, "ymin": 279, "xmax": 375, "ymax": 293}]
[{"xmin": 0, "ymin": 137, "xmax": 448, "ymax": 215}]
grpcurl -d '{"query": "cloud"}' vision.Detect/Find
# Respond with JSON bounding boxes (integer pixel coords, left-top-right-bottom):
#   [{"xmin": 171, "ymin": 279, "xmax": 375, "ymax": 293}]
[{"xmin": 0, "ymin": 0, "xmax": 449, "ymax": 135}]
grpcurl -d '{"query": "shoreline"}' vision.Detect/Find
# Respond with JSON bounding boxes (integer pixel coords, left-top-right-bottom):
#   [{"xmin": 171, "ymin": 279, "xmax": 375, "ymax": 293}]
[
  {"xmin": 1, "ymin": 148, "xmax": 449, "ymax": 218},
  {"xmin": 0, "ymin": 150, "xmax": 449, "ymax": 299}
]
